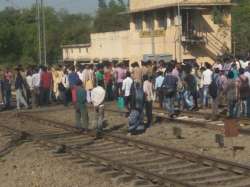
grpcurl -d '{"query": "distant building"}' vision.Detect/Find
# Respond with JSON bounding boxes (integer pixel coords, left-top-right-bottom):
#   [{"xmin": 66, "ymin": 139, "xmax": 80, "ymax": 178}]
[{"xmin": 62, "ymin": 0, "xmax": 233, "ymax": 65}]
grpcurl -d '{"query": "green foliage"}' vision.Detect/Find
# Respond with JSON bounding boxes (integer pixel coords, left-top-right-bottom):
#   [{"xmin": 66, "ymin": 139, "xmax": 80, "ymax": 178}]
[
  {"xmin": 98, "ymin": 0, "xmax": 107, "ymax": 9},
  {"xmin": 94, "ymin": 0, "xmax": 129, "ymax": 33},
  {"xmin": 232, "ymin": 0, "xmax": 250, "ymax": 54},
  {"xmin": 0, "ymin": 0, "xmax": 129, "ymax": 66},
  {"xmin": 212, "ymin": 6, "xmax": 224, "ymax": 25}
]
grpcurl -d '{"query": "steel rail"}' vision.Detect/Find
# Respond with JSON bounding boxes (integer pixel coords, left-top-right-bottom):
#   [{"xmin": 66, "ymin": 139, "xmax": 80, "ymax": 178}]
[
  {"xmin": 1, "ymin": 115, "xmax": 190, "ymax": 187},
  {"xmin": 1, "ymin": 113, "xmax": 249, "ymax": 186},
  {"xmin": 18, "ymin": 113, "xmax": 250, "ymax": 176},
  {"xmin": 105, "ymin": 108, "xmax": 250, "ymax": 135}
]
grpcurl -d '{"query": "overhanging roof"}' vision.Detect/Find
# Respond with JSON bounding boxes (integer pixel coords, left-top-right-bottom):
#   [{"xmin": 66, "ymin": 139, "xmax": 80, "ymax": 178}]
[
  {"xmin": 61, "ymin": 43, "xmax": 91, "ymax": 48},
  {"xmin": 127, "ymin": 2, "xmax": 235, "ymax": 14}
]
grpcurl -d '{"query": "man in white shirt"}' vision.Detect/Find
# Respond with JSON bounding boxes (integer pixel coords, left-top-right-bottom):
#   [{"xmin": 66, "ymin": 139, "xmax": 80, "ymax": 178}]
[
  {"xmin": 202, "ymin": 63, "xmax": 213, "ymax": 108},
  {"xmin": 77, "ymin": 67, "xmax": 84, "ymax": 83},
  {"xmin": 155, "ymin": 71, "xmax": 164, "ymax": 107},
  {"xmin": 143, "ymin": 75, "xmax": 153, "ymax": 127},
  {"xmin": 122, "ymin": 72, "xmax": 133, "ymax": 113},
  {"xmin": 31, "ymin": 68, "xmax": 41, "ymax": 108},
  {"xmin": 91, "ymin": 83, "xmax": 106, "ymax": 138},
  {"xmin": 244, "ymin": 69, "xmax": 250, "ymax": 117}
]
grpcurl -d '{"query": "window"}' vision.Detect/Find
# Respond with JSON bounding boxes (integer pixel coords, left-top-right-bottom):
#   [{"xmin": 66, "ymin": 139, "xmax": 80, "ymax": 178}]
[
  {"xmin": 86, "ymin": 48, "xmax": 88, "ymax": 53},
  {"xmin": 65, "ymin": 49, "xmax": 69, "ymax": 57},
  {"xmin": 170, "ymin": 8, "xmax": 175, "ymax": 26},
  {"xmin": 134, "ymin": 14, "xmax": 142, "ymax": 31},
  {"xmin": 145, "ymin": 13, "xmax": 154, "ymax": 30},
  {"xmin": 157, "ymin": 11, "xmax": 166, "ymax": 29},
  {"xmin": 71, "ymin": 49, "xmax": 73, "ymax": 53},
  {"xmin": 212, "ymin": 6, "xmax": 224, "ymax": 25},
  {"xmin": 79, "ymin": 48, "xmax": 81, "ymax": 53}
]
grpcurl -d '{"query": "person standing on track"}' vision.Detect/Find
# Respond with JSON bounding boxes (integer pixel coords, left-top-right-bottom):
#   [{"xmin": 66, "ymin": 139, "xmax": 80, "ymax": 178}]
[
  {"xmin": 209, "ymin": 68, "xmax": 221, "ymax": 120},
  {"xmin": 40, "ymin": 66, "xmax": 52, "ymax": 106},
  {"xmin": 15, "ymin": 68, "xmax": 28, "ymax": 110},
  {"xmin": 91, "ymin": 82, "xmax": 106, "ymax": 138},
  {"xmin": 25, "ymin": 70, "xmax": 33, "ymax": 106},
  {"xmin": 202, "ymin": 62, "xmax": 213, "ymax": 109},
  {"xmin": 60, "ymin": 69, "xmax": 70, "ymax": 106},
  {"xmin": 115, "ymin": 63, "xmax": 126, "ymax": 98},
  {"xmin": 162, "ymin": 64, "xmax": 178, "ymax": 118},
  {"xmin": 68, "ymin": 66, "xmax": 80, "ymax": 103},
  {"xmin": 3, "ymin": 68, "xmax": 12, "ymax": 109},
  {"xmin": 155, "ymin": 71, "xmax": 164, "ymax": 108},
  {"xmin": 224, "ymin": 71, "xmax": 240, "ymax": 118},
  {"xmin": 74, "ymin": 80, "xmax": 89, "ymax": 132},
  {"xmin": 131, "ymin": 62, "xmax": 142, "ymax": 85},
  {"xmin": 122, "ymin": 72, "xmax": 133, "ymax": 114},
  {"xmin": 238, "ymin": 68, "xmax": 250, "ymax": 117},
  {"xmin": 83, "ymin": 65, "xmax": 94, "ymax": 103},
  {"xmin": 0, "ymin": 68, "xmax": 4, "ymax": 106},
  {"xmin": 143, "ymin": 75, "xmax": 154, "ymax": 128},
  {"xmin": 31, "ymin": 68, "xmax": 41, "ymax": 108}
]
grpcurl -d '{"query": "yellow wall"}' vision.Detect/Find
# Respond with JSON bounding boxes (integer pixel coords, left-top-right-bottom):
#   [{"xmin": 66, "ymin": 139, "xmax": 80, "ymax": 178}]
[
  {"xmin": 62, "ymin": 1, "xmax": 232, "ymax": 65},
  {"xmin": 63, "ymin": 47, "xmax": 90, "ymax": 62}
]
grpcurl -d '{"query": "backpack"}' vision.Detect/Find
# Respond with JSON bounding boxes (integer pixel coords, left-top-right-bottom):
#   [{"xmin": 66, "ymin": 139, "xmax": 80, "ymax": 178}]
[
  {"xmin": 134, "ymin": 87, "xmax": 144, "ymax": 110},
  {"xmin": 239, "ymin": 77, "xmax": 250, "ymax": 100},
  {"xmin": 161, "ymin": 75, "xmax": 177, "ymax": 97},
  {"xmin": 209, "ymin": 74, "xmax": 219, "ymax": 99}
]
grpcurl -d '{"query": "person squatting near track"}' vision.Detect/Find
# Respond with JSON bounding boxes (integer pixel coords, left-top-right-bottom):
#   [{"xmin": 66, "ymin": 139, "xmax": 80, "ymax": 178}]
[{"xmin": 0, "ymin": 55, "xmax": 250, "ymax": 133}]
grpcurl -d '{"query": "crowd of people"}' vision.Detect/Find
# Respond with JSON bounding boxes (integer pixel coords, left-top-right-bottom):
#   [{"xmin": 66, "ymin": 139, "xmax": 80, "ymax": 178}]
[{"xmin": 0, "ymin": 56, "xmax": 250, "ymax": 135}]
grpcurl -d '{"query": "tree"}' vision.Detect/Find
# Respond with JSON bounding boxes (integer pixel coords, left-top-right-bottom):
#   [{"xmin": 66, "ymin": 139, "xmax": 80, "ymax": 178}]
[
  {"xmin": 0, "ymin": 6, "xmax": 93, "ymax": 66},
  {"xmin": 94, "ymin": 0, "xmax": 129, "ymax": 33},
  {"xmin": 232, "ymin": 0, "xmax": 250, "ymax": 55},
  {"xmin": 98, "ymin": 0, "xmax": 107, "ymax": 9}
]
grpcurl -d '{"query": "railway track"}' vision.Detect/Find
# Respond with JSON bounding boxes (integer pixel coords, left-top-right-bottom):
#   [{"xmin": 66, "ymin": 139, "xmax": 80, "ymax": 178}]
[
  {"xmin": 0, "ymin": 113, "xmax": 249, "ymax": 187},
  {"xmin": 152, "ymin": 108, "xmax": 250, "ymax": 135},
  {"xmin": 104, "ymin": 106, "xmax": 250, "ymax": 135},
  {"xmin": 153, "ymin": 107, "xmax": 250, "ymax": 125}
]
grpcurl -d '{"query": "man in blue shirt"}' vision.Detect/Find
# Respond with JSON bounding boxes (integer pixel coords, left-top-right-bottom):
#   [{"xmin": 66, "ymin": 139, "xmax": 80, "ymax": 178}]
[
  {"xmin": 155, "ymin": 71, "xmax": 164, "ymax": 108},
  {"xmin": 68, "ymin": 67, "xmax": 80, "ymax": 88}
]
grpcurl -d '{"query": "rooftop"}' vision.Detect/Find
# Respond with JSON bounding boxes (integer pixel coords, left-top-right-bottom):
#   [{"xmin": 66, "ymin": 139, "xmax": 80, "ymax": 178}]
[
  {"xmin": 129, "ymin": 0, "xmax": 233, "ymax": 13},
  {"xmin": 61, "ymin": 43, "xmax": 91, "ymax": 48}
]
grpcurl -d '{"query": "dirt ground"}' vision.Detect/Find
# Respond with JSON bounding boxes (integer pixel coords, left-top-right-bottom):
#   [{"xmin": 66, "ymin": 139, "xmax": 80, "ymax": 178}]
[
  {"xmin": 0, "ymin": 130, "xmax": 11, "ymax": 148},
  {"xmin": 1, "ymin": 104, "xmax": 250, "ymax": 187},
  {"xmin": 0, "ymin": 113, "xmax": 130, "ymax": 187},
  {"xmin": 32, "ymin": 105, "xmax": 250, "ymax": 165},
  {"xmin": 0, "ymin": 143, "xmax": 128, "ymax": 187}
]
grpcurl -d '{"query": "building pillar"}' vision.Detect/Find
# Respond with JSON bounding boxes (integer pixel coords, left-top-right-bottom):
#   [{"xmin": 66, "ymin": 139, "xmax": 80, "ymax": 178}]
[
  {"xmin": 142, "ymin": 13, "xmax": 147, "ymax": 31},
  {"xmin": 166, "ymin": 10, "xmax": 171, "ymax": 28},
  {"xmin": 130, "ymin": 15, "xmax": 136, "ymax": 31},
  {"xmin": 154, "ymin": 11, "xmax": 159, "ymax": 30}
]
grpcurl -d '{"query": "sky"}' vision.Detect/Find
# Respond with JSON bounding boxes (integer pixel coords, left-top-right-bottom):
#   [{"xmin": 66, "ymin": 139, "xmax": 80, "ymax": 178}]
[{"xmin": 0, "ymin": 0, "xmax": 99, "ymax": 14}]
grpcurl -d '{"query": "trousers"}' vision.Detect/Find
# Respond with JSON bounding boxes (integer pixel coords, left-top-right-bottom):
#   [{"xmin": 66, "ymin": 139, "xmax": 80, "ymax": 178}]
[
  {"xmin": 164, "ymin": 97, "xmax": 175, "ymax": 114},
  {"xmin": 95, "ymin": 105, "xmax": 104, "ymax": 133},
  {"xmin": 16, "ymin": 89, "xmax": 28, "ymax": 110},
  {"xmin": 145, "ymin": 101, "xmax": 153, "ymax": 126},
  {"xmin": 75, "ymin": 105, "xmax": 89, "ymax": 129}
]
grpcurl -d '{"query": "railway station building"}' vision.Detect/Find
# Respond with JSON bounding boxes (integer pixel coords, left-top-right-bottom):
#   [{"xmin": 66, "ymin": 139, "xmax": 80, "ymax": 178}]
[{"xmin": 62, "ymin": 0, "xmax": 233, "ymax": 65}]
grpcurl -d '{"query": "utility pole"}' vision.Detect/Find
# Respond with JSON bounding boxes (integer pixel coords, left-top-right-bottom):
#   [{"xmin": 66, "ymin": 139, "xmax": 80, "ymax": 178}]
[
  {"xmin": 36, "ymin": 0, "xmax": 42, "ymax": 65},
  {"xmin": 177, "ymin": 0, "xmax": 182, "ymax": 63},
  {"xmin": 151, "ymin": 15, "xmax": 156, "ymax": 61},
  {"xmin": 41, "ymin": 0, "xmax": 47, "ymax": 66}
]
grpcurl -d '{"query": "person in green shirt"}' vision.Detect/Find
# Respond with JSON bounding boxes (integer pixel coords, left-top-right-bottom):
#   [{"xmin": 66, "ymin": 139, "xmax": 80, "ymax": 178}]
[
  {"xmin": 75, "ymin": 80, "xmax": 89, "ymax": 131},
  {"xmin": 95, "ymin": 68, "xmax": 104, "ymax": 87}
]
